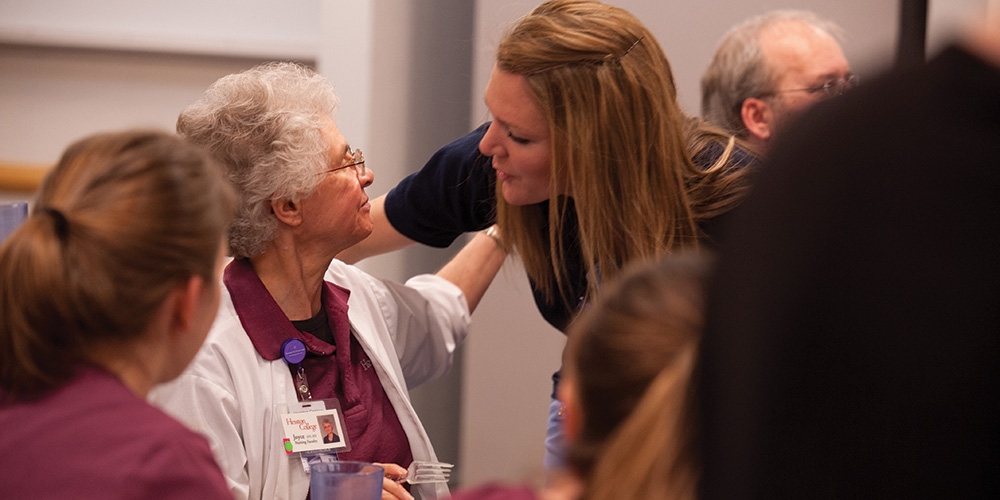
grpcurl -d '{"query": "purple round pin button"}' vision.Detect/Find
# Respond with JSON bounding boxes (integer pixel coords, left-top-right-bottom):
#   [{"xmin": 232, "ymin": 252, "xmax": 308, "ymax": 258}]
[{"xmin": 281, "ymin": 338, "xmax": 307, "ymax": 365}]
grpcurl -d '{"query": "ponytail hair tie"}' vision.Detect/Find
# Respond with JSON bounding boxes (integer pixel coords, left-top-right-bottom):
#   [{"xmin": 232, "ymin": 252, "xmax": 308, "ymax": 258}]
[{"xmin": 39, "ymin": 206, "xmax": 69, "ymax": 240}]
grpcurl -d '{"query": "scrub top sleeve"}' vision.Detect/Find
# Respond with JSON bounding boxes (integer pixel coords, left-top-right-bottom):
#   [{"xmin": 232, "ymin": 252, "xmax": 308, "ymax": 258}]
[{"xmin": 384, "ymin": 123, "xmax": 498, "ymax": 248}]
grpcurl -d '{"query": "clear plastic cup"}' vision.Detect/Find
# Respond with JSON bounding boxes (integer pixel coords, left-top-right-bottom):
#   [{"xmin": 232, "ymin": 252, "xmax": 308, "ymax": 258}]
[{"xmin": 310, "ymin": 461, "xmax": 384, "ymax": 500}]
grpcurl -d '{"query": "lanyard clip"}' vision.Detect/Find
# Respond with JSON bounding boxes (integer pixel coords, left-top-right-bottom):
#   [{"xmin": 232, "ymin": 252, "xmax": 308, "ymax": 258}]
[
  {"xmin": 281, "ymin": 338, "xmax": 312, "ymax": 401},
  {"xmin": 294, "ymin": 365, "xmax": 313, "ymax": 401}
]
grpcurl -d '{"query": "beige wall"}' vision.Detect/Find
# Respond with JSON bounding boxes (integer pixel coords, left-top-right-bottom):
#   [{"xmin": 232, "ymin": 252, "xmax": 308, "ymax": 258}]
[{"xmin": 1, "ymin": 0, "xmax": 993, "ymax": 490}]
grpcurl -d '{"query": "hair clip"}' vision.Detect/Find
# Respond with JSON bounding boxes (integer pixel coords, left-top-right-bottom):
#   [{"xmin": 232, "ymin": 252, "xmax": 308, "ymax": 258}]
[{"xmin": 619, "ymin": 36, "xmax": 644, "ymax": 61}]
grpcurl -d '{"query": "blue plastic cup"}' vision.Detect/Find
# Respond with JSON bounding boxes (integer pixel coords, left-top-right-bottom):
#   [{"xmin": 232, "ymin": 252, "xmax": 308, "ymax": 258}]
[{"xmin": 310, "ymin": 461, "xmax": 384, "ymax": 500}]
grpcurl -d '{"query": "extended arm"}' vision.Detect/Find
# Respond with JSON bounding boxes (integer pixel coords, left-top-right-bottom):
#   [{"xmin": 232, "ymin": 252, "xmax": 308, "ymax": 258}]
[
  {"xmin": 435, "ymin": 226, "xmax": 507, "ymax": 312},
  {"xmin": 374, "ymin": 226, "xmax": 507, "ymax": 387}
]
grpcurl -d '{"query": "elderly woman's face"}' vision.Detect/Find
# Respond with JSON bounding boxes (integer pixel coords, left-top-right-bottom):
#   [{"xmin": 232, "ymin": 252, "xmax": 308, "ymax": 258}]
[
  {"xmin": 479, "ymin": 65, "xmax": 556, "ymax": 206},
  {"xmin": 299, "ymin": 117, "xmax": 374, "ymax": 248}
]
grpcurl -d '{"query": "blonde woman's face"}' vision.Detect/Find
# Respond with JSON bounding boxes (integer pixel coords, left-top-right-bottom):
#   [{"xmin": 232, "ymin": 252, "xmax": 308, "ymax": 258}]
[{"xmin": 479, "ymin": 65, "xmax": 556, "ymax": 206}]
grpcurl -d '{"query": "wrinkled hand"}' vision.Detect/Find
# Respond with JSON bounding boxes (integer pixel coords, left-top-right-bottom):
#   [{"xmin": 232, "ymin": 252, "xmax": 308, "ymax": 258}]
[{"xmin": 375, "ymin": 463, "xmax": 413, "ymax": 500}]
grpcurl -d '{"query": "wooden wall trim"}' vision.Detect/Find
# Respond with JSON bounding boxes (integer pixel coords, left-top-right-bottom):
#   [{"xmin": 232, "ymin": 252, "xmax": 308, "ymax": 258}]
[{"xmin": 0, "ymin": 162, "xmax": 50, "ymax": 193}]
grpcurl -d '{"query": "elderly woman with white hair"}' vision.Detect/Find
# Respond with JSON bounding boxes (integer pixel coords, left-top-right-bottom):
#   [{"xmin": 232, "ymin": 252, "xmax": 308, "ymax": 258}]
[{"xmin": 151, "ymin": 62, "xmax": 505, "ymax": 500}]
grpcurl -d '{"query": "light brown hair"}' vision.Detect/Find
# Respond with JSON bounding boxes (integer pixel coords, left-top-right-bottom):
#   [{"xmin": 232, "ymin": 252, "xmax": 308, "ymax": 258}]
[
  {"xmin": 0, "ymin": 130, "xmax": 234, "ymax": 398},
  {"xmin": 494, "ymin": 0, "xmax": 747, "ymax": 309},
  {"xmin": 564, "ymin": 253, "xmax": 709, "ymax": 500}
]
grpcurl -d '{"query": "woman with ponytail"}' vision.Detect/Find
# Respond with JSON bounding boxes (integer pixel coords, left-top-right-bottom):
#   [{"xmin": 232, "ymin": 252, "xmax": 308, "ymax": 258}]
[
  {"xmin": 0, "ymin": 130, "xmax": 235, "ymax": 499},
  {"xmin": 451, "ymin": 253, "xmax": 709, "ymax": 500}
]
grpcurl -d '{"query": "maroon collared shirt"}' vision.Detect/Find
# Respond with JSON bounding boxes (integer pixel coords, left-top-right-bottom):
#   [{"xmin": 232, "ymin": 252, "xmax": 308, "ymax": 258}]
[{"xmin": 223, "ymin": 258, "xmax": 413, "ymax": 467}]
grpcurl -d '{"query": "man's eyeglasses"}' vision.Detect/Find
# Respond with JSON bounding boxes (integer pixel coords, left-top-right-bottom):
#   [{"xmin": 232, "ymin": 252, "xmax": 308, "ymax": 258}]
[
  {"xmin": 761, "ymin": 75, "xmax": 860, "ymax": 99},
  {"xmin": 322, "ymin": 148, "xmax": 365, "ymax": 177}
]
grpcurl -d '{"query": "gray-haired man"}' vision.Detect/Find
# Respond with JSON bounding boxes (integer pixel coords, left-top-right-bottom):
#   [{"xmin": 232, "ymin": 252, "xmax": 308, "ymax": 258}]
[{"xmin": 701, "ymin": 11, "xmax": 855, "ymax": 154}]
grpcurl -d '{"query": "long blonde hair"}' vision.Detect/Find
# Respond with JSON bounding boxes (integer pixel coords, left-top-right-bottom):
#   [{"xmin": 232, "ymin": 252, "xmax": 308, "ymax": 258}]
[
  {"xmin": 563, "ymin": 253, "xmax": 709, "ymax": 500},
  {"xmin": 494, "ymin": 0, "xmax": 747, "ymax": 309}
]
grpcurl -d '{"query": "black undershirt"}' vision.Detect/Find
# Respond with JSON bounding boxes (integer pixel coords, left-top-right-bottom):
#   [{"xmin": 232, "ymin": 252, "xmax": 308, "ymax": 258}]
[{"xmin": 290, "ymin": 307, "xmax": 334, "ymax": 346}]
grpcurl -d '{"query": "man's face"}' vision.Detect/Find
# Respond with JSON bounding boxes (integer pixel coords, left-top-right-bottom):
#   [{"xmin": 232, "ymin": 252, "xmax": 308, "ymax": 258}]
[{"xmin": 761, "ymin": 21, "xmax": 852, "ymax": 131}]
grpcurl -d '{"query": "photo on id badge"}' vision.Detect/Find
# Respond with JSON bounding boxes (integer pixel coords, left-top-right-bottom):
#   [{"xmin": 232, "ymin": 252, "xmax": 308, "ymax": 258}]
[
  {"xmin": 319, "ymin": 416, "xmax": 341, "ymax": 444},
  {"xmin": 280, "ymin": 400, "xmax": 349, "ymax": 454}
]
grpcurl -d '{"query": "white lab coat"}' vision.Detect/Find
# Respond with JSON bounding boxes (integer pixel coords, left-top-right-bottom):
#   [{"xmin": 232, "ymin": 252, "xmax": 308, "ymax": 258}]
[{"xmin": 150, "ymin": 259, "xmax": 467, "ymax": 500}]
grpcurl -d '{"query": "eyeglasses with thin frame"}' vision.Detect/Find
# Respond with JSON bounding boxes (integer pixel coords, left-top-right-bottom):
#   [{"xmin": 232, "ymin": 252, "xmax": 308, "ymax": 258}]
[
  {"xmin": 759, "ymin": 75, "xmax": 860, "ymax": 99},
  {"xmin": 331, "ymin": 148, "xmax": 365, "ymax": 176},
  {"xmin": 321, "ymin": 148, "xmax": 365, "ymax": 178}
]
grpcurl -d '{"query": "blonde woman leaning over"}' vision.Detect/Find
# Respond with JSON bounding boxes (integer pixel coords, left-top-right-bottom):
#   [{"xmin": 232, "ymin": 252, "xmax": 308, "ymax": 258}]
[
  {"xmin": 338, "ymin": 0, "xmax": 755, "ymax": 470},
  {"xmin": 451, "ymin": 253, "xmax": 710, "ymax": 500},
  {"xmin": 0, "ymin": 130, "xmax": 235, "ymax": 499}
]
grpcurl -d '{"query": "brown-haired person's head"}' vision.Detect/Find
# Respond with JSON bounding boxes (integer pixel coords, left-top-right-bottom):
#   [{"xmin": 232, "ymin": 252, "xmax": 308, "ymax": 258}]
[
  {"xmin": 560, "ymin": 253, "xmax": 712, "ymax": 500},
  {"xmin": 1, "ymin": 130, "xmax": 235, "ymax": 400}
]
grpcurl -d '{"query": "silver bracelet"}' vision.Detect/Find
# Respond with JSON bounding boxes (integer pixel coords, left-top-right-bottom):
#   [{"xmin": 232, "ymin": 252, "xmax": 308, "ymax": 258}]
[{"xmin": 484, "ymin": 224, "xmax": 506, "ymax": 250}]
